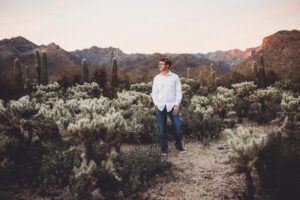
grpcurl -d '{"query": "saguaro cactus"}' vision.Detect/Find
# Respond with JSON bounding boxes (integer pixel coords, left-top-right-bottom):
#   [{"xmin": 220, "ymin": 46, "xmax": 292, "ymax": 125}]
[
  {"xmin": 210, "ymin": 63, "xmax": 216, "ymax": 85},
  {"xmin": 257, "ymin": 54, "xmax": 266, "ymax": 88},
  {"xmin": 251, "ymin": 60, "xmax": 258, "ymax": 75},
  {"xmin": 199, "ymin": 70, "xmax": 204, "ymax": 86},
  {"xmin": 35, "ymin": 49, "xmax": 41, "ymax": 85},
  {"xmin": 24, "ymin": 65, "xmax": 29, "ymax": 89},
  {"xmin": 40, "ymin": 52, "xmax": 48, "ymax": 85},
  {"xmin": 187, "ymin": 67, "xmax": 191, "ymax": 79},
  {"xmin": 288, "ymin": 61, "xmax": 293, "ymax": 80},
  {"xmin": 81, "ymin": 59, "xmax": 89, "ymax": 82},
  {"xmin": 13, "ymin": 58, "xmax": 22, "ymax": 89},
  {"xmin": 111, "ymin": 57, "xmax": 118, "ymax": 97}
]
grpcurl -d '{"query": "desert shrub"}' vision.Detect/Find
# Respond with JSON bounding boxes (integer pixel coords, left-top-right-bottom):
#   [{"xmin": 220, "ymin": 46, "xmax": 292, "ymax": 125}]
[
  {"xmin": 121, "ymin": 148, "xmax": 171, "ymax": 196},
  {"xmin": 272, "ymin": 79, "xmax": 300, "ymax": 92},
  {"xmin": 256, "ymin": 131, "xmax": 300, "ymax": 200},
  {"xmin": 0, "ymin": 96, "xmax": 61, "ymax": 187},
  {"xmin": 181, "ymin": 95, "xmax": 223, "ymax": 144},
  {"xmin": 280, "ymin": 92, "xmax": 300, "ymax": 131},
  {"xmin": 248, "ymin": 87, "xmax": 282, "ymax": 124}
]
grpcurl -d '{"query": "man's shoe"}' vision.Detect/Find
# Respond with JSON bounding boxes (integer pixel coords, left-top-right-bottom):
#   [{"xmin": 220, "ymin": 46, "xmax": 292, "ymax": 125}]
[
  {"xmin": 161, "ymin": 148, "xmax": 168, "ymax": 156},
  {"xmin": 176, "ymin": 146, "xmax": 187, "ymax": 154}
]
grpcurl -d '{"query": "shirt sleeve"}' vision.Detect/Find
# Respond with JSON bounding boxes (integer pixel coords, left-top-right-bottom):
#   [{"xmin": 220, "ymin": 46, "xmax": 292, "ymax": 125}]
[
  {"xmin": 151, "ymin": 77, "xmax": 159, "ymax": 106},
  {"xmin": 175, "ymin": 76, "xmax": 182, "ymax": 106}
]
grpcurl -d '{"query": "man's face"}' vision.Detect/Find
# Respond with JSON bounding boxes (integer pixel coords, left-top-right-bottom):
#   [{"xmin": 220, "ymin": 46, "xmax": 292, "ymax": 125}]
[{"xmin": 158, "ymin": 61, "xmax": 169, "ymax": 72}]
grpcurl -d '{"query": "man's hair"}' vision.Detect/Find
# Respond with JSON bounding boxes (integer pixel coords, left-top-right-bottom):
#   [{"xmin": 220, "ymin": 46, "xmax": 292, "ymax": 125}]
[{"xmin": 159, "ymin": 57, "xmax": 172, "ymax": 68}]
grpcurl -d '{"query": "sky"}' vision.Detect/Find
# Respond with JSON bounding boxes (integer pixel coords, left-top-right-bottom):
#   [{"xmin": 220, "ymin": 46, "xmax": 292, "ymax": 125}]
[{"xmin": 0, "ymin": 0, "xmax": 299, "ymax": 54}]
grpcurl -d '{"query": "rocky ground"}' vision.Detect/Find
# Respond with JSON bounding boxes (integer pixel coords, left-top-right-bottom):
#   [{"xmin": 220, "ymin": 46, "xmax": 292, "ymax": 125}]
[{"xmin": 127, "ymin": 121, "xmax": 279, "ymax": 200}]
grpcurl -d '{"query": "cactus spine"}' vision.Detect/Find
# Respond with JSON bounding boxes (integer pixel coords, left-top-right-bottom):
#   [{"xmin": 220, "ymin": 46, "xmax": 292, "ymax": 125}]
[
  {"xmin": 35, "ymin": 49, "xmax": 41, "ymax": 85},
  {"xmin": 13, "ymin": 58, "xmax": 22, "ymax": 90},
  {"xmin": 40, "ymin": 52, "xmax": 48, "ymax": 85},
  {"xmin": 81, "ymin": 59, "xmax": 89, "ymax": 82}
]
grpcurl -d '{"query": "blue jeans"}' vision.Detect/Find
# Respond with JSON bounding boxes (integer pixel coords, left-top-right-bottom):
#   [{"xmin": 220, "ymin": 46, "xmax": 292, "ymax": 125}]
[{"xmin": 156, "ymin": 105, "xmax": 182, "ymax": 151}]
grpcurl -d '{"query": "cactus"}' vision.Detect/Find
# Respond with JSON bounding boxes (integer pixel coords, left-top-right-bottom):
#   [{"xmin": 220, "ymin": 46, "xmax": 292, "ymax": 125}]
[
  {"xmin": 288, "ymin": 61, "xmax": 293, "ymax": 80},
  {"xmin": 257, "ymin": 54, "xmax": 266, "ymax": 88},
  {"xmin": 199, "ymin": 70, "xmax": 204, "ymax": 86},
  {"xmin": 187, "ymin": 67, "xmax": 190, "ymax": 79},
  {"xmin": 225, "ymin": 127, "xmax": 266, "ymax": 200},
  {"xmin": 111, "ymin": 57, "xmax": 118, "ymax": 97},
  {"xmin": 35, "ymin": 49, "xmax": 41, "ymax": 85},
  {"xmin": 81, "ymin": 59, "xmax": 89, "ymax": 82},
  {"xmin": 210, "ymin": 63, "xmax": 216, "ymax": 85},
  {"xmin": 24, "ymin": 65, "xmax": 31, "ymax": 92},
  {"xmin": 40, "ymin": 52, "xmax": 48, "ymax": 85},
  {"xmin": 13, "ymin": 58, "xmax": 23, "ymax": 90},
  {"xmin": 251, "ymin": 60, "xmax": 258, "ymax": 75}
]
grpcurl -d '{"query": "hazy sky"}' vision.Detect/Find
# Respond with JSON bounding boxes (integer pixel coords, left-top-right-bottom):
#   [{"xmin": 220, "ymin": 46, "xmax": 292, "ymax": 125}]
[{"xmin": 0, "ymin": 0, "xmax": 299, "ymax": 54}]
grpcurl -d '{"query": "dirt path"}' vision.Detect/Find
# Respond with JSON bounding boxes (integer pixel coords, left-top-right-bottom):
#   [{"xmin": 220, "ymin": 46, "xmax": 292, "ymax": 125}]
[
  {"xmin": 130, "ymin": 131, "xmax": 246, "ymax": 200},
  {"xmin": 124, "ymin": 121, "xmax": 279, "ymax": 200}
]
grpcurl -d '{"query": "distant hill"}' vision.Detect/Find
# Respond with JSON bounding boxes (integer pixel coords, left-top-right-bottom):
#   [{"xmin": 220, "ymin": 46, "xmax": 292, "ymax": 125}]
[
  {"xmin": 195, "ymin": 48, "xmax": 254, "ymax": 70},
  {"xmin": 233, "ymin": 30, "xmax": 300, "ymax": 81},
  {"xmin": 1, "ymin": 29, "xmax": 299, "ymax": 85}
]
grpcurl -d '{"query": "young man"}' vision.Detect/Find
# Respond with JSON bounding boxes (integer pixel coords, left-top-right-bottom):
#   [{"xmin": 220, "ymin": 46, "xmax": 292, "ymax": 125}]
[{"xmin": 151, "ymin": 57, "xmax": 187, "ymax": 156}]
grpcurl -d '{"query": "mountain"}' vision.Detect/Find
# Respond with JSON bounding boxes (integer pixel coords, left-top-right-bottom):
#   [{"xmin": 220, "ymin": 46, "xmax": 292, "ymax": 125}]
[
  {"xmin": 195, "ymin": 48, "xmax": 254, "ymax": 70},
  {"xmin": 234, "ymin": 30, "xmax": 300, "ymax": 81},
  {"xmin": 0, "ymin": 37, "xmax": 82, "ymax": 86},
  {"xmin": 0, "ymin": 36, "xmax": 38, "ymax": 59}
]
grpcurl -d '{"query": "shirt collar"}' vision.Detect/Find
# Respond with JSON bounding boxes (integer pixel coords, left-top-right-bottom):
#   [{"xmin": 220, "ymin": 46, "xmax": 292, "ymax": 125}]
[{"xmin": 160, "ymin": 70, "xmax": 172, "ymax": 77}]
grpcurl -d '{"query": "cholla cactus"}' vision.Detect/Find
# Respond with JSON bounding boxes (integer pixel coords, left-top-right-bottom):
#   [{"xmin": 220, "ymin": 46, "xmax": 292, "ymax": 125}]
[
  {"xmin": 225, "ymin": 127, "xmax": 266, "ymax": 200},
  {"xmin": 180, "ymin": 77, "xmax": 195, "ymax": 85},
  {"xmin": 114, "ymin": 90, "xmax": 152, "ymax": 109},
  {"xmin": 232, "ymin": 81, "xmax": 257, "ymax": 98},
  {"xmin": 280, "ymin": 92, "xmax": 300, "ymax": 130},
  {"xmin": 101, "ymin": 147, "xmax": 122, "ymax": 181},
  {"xmin": 191, "ymin": 95, "xmax": 214, "ymax": 119},
  {"xmin": 212, "ymin": 86, "xmax": 235, "ymax": 118},
  {"xmin": 249, "ymin": 87, "xmax": 281, "ymax": 103},
  {"xmin": 81, "ymin": 59, "xmax": 89, "ymax": 83},
  {"xmin": 181, "ymin": 83, "xmax": 191, "ymax": 96},
  {"xmin": 9, "ymin": 96, "xmax": 39, "ymax": 119},
  {"xmin": 66, "ymin": 82, "xmax": 102, "ymax": 99},
  {"xmin": 34, "ymin": 82, "xmax": 62, "ymax": 104},
  {"xmin": 130, "ymin": 81, "xmax": 152, "ymax": 94}
]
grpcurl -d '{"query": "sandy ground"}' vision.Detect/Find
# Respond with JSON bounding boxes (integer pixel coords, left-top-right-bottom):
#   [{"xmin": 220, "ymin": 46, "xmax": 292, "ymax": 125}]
[
  {"xmin": 125, "ymin": 133, "xmax": 247, "ymax": 200},
  {"xmin": 132, "ymin": 120, "xmax": 279, "ymax": 200}
]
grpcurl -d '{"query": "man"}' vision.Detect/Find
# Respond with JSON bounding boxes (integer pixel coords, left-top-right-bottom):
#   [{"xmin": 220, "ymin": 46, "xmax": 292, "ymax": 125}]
[{"xmin": 151, "ymin": 57, "xmax": 187, "ymax": 156}]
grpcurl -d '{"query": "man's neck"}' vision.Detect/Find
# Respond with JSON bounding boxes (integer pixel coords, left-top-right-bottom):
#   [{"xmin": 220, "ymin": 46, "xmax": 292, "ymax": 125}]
[{"xmin": 161, "ymin": 69, "xmax": 170, "ymax": 76}]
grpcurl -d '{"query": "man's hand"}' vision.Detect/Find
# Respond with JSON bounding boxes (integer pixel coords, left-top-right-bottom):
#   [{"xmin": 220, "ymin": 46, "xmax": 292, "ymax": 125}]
[{"xmin": 172, "ymin": 105, "xmax": 180, "ymax": 115}]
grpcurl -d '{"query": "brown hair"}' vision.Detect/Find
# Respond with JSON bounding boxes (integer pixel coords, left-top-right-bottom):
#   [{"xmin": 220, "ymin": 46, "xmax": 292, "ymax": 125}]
[{"xmin": 159, "ymin": 57, "xmax": 172, "ymax": 68}]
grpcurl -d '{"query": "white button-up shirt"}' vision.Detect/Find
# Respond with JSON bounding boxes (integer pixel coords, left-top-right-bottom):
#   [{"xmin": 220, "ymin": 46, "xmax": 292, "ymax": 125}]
[{"xmin": 151, "ymin": 70, "xmax": 183, "ymax": 112}]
